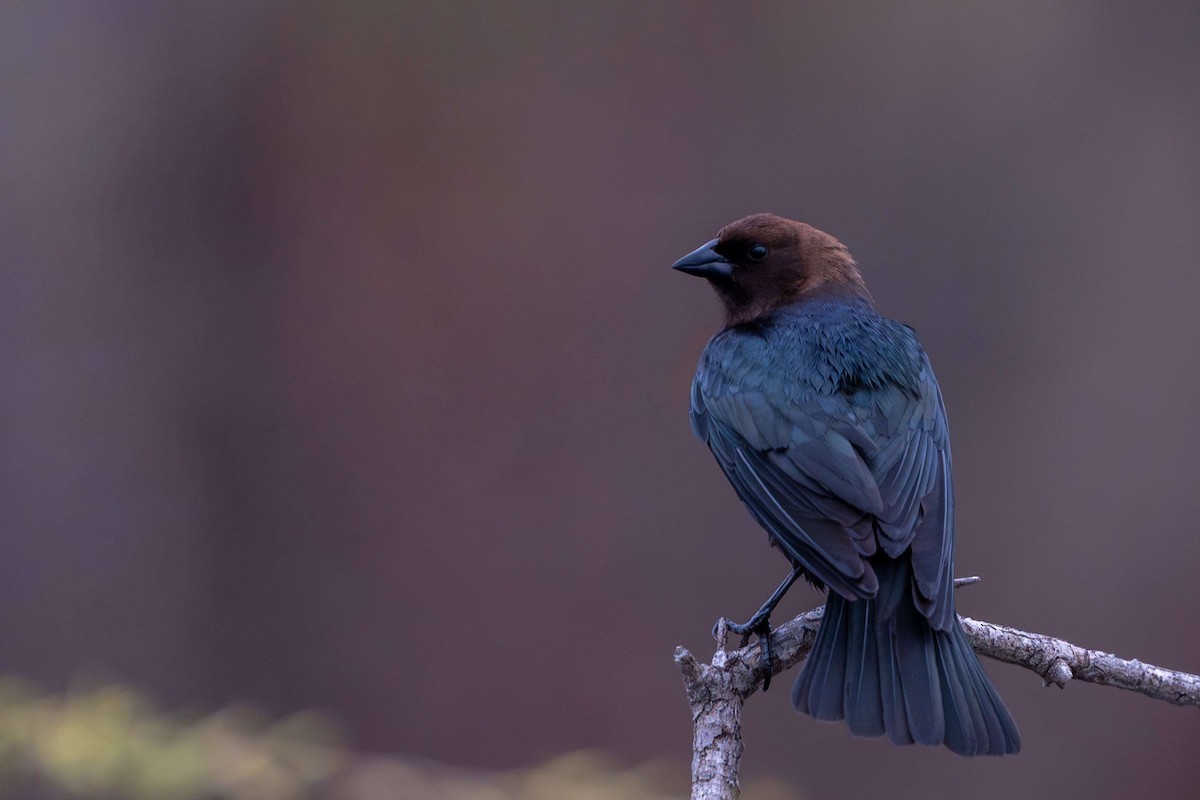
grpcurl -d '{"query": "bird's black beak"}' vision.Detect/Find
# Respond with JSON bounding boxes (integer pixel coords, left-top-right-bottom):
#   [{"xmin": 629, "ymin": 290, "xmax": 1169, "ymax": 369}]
[{"xmin": 671, "ymin": 238, "xmax": 733, "ymax": 280}]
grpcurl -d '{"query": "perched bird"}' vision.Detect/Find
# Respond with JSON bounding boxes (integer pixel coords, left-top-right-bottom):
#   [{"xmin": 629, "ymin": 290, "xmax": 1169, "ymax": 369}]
[{"xmin": 673, "ymin": 213, "xmax": 1019, "ymax": 756}]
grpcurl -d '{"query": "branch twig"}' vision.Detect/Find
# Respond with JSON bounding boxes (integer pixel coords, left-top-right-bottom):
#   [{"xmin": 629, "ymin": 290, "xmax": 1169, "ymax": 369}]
[{"xmin": 674, "ymin": 588, "xmax": 1200, "ymax": 800}]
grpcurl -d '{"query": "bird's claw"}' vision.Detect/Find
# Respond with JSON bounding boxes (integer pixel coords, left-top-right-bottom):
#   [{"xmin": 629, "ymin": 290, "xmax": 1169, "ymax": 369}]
[
  {"xmin": 712, "ymin": 614, "xmax": 776, "ymax": 690},
  {"xmin": 710, "ymin": 619, "xmax": 746, "ymax": 647}
]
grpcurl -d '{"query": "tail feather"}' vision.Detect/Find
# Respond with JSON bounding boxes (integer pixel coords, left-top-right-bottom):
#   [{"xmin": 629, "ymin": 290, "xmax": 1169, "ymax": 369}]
[
  {"xmin": 940, "ymin": 623, "xmax": 1021, "ymax": 754},
  {"xmin": 795, "ymin": 593, "xmax": 850, "ymax": 721},
  {"xmin": 889, "ymin": 578, "xmax": 942, "ymax": 745},
  {"xmin": 841, "ymin": 596, "xmax": 883, "ymax": 737},
  {"xmin": 793, "ymin": 558, "xmax": 1019, "ymax": 756},
  {"xmin": 934, "ymin": 628, "xmax": 979, "ymax": 755}
]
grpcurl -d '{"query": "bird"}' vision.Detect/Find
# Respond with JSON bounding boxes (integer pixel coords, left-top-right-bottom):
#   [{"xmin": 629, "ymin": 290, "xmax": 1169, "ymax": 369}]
[{"xmin": 672, "ymin": 213, "xmax": 1020, "ymax": 756}]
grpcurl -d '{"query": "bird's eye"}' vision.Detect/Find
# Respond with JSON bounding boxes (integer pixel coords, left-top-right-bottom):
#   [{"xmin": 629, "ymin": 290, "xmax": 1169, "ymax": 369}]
[{"xmin": 747, "ymin": 243, "xmax": 768, "ymax": 262}]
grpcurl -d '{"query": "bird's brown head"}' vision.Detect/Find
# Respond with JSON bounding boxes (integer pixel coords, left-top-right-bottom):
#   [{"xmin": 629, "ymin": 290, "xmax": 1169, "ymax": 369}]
[{"xmin": 672, "ymin": 213, "xmax": 871, "ymax": 326}]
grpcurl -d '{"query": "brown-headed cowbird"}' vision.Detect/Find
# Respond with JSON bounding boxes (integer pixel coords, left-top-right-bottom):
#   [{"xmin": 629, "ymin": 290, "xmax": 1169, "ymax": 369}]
[{"xmin": 673, "ymin": 214, "xmax": 1019, "ymax": 756}]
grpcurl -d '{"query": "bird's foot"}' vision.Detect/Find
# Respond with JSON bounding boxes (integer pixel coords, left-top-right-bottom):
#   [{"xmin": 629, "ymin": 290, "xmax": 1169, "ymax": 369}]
[{"xmin": 712, "ymin": 613, "xmax": 776, "ymax": 691}]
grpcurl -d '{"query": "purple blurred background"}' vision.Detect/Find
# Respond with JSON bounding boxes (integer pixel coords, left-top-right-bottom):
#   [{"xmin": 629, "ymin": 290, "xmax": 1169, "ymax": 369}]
[{"xmin": 3, "ymin": 2, "xmax": 1199, "ymax": 797}]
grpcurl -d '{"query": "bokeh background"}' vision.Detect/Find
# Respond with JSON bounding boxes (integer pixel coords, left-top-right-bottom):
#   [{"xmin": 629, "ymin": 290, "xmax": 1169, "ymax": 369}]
[{"xmin": 4, "ymin": 2, "xmax": 1200, "ymax": 798}]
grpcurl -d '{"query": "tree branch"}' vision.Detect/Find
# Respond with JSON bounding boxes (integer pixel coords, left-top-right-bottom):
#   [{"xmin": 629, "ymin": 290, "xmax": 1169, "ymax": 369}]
[
  {"xmin": 675, "ymin": 589, "xmax": 1200, "ymax": 800},
  {"xmin": 957, "ymin": 615, "xmax": 1200, "ymax": 704}
]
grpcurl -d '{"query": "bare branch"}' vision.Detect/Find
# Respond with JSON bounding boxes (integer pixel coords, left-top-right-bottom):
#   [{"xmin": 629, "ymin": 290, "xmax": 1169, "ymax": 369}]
[
  {"xmin": 676, "ymin": 598, "xmax": 1200, "ymax": 800},
  {"xmin": 959, "ymin": 616, "xmax": 1200, "ymax": 704},
  {"xmin": 674, "ymin": 645, "xmax": 745, "ymax": 800}
]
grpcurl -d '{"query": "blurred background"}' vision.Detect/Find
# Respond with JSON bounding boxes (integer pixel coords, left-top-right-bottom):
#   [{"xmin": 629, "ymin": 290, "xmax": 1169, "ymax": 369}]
[{"xmin": 3, "ymin": 1, "xmax": 1200, "ymax": 798}]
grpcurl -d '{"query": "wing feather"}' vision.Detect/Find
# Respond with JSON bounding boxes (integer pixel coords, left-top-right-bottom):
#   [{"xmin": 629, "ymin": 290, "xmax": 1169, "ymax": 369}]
[{"xmin": 691, "ymin": 323, "xmax": 956, "ymax": 625}]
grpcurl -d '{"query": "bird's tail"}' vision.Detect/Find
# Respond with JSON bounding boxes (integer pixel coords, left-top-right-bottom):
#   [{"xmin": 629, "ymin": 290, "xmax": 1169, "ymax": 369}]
[{"xmin": 791, "ymin": 558, "xmax": 1020, "ymax": 756}]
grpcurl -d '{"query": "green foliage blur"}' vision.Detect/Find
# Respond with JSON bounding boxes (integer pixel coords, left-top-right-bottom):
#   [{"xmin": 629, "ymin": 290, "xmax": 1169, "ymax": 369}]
[
  {"xmin": 0, "ymin": 677, "xmax": 343, "ymax": 799},
  {"xmin": 0, "ymin": 679, "xmax": 797, "ymax": 800}
]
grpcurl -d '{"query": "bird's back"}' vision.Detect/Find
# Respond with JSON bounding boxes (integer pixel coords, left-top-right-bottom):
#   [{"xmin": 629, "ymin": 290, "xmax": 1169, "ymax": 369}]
[{"xmin": 691, "ymin": 298, "xmax": 954, "ymax": 610}]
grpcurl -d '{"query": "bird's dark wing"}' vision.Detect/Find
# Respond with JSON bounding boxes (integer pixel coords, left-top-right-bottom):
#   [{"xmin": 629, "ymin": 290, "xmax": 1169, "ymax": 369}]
[
  {"xmin": 692, "ymin": 332, "xmax": 955, "ymax": 628},
  {"xmin": 865, "ymin": 361, "xmax": 956, "ymax": 630}
]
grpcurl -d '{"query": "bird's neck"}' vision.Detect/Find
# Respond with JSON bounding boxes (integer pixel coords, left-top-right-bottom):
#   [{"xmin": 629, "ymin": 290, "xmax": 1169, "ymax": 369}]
[
  {"xmin": 721, "ymin": 274, "xmax": 874, "ymax": 328},
  {"xmin": 798, "ymin": 247, "xmax": 873, "ymax": 305}
]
